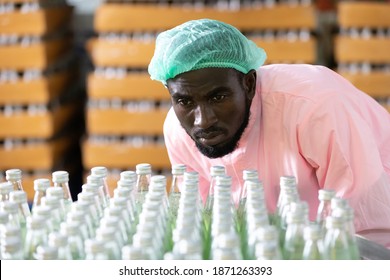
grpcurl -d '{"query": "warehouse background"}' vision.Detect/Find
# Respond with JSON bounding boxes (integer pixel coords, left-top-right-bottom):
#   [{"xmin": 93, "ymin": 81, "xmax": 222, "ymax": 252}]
[{"xmin": 0, "ymin": 0, "xmax": 389, "ymax": 202}]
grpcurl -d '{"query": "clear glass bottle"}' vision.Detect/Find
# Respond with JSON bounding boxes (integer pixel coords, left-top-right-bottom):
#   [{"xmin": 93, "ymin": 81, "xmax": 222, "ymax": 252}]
[
  {"xmin": 119, "ymin": 170, "xmax": 137, "ymax": 199},
  {"xmin": 98, "ymin": 216, "xmax": 126, "ymax": 249},
  {"xmin": 255, "ymin": 242, "xmax": 282, "ymax": 260},
  {"xmin": 60, "ymin": 221, "xmax": 85, "ymax": 260},
  {"xmin": 175, "ymin": 238, "xmax": 203, "ymax": 260},
  {"xmin": 283, "ymin": 211, "xmax": 306, "ymax": 260},
  {"xmin": 274, "ymin": 175, "xmax": 298, "ymax": 227},
  {"xmin": 323, "ymin": 215, "xmax": 351, "ymax": 260},
  {"xmin": 332, "ymin": 206, "xmax": 360, "ymax": 260},
  {"xmin": 9, "ymin": 190, "xmax": 31, "ymax": 219},
  {"xmin": 0, "ymin": 211, "xmax": 9, "ymax": 259},
  {"xmin": 86, "ymin": 175, "xmax": 108, "ymax": 209},
  {"xmin": 134, "ymin": 163, "xmax": 152, "ymax": 213},
  {"xmin": 81, "ymin": 183, "xmax": 104, "ymax": 217},
  {"xmin": 32, "ymin": 204, "xmax": 55, "ymax": 233},
  {"xmin": 132, "ymin": 230, "xmax": 158, "ymax": 260},
  {"xmin": 168, "ymin": 164, "xmax": 186, "ymax": 228},
  {"xmin": 66, "ymin": 210, "xmax": 92, "ymax": 241},
  {"xmin": 0, "ymin": 201, "xmax": 22, "ymax": 230},
  {"xmin": 32, "ymin": 178, "xmax": 50, "ymax": 212},
  {"xmin": 212, "ymin": 232, "xmax": 242, "ymax": 260},
  {"xmin": 1, "ymin": 236, "xmax": 24, "ymax": 260},
  {"xmin": 238, "ymin": 169, "xmax": 259, "ymax": 218},
  {"xmin": 34, "ymin": 245, "xmax": 58, "ymax": 260},
  {"xmin": 48, "ymin": 232, "xmax": 73, "ymax": 260},
  {"xmin": 95, "ymin": 226, "xmax": 122, "ymax": 260},
  {"xmin": 24, "ymin": 215, "xmax": 48, "ymax": 259},
  {"xmin": 52, "ymin": 170, "xmax": 73, "ymax": 207},
  {"xmin": 0, "ymin": 181, "xmax": 13, "ymax": 201},
  {"xmin": 85, "ymin": 238, "xmax": 109, "ymax": 260},
  {"xmin": 113, "ymin": 186, "xmax": 137, "ymax": 231},
  {"xmin": 110, "ymin": 196, "xmax": 134, "ymax": 239},
  {"xmin": 253, "ymin": 225, "xmax": 282, "ymax": 260},
  {"xmin": 5, "ymin": 169, "xmax": 24, "ymax": 191},
  {"xmin": 46, "ymin": 186, "xmax": 68, "ymax": 219},
  {"xmin": 204, "ymin": 165, "xmax": 226, "ymax": 217},
  {"xmin": 41, "ymin": 196, "xmax": 63, "ymax": 231},
  {"xmin": 102, "ymin": 206, "xmax": 129, "ymax": 245},
  {"xmin": 302, "ymin": 224, "xmax": 325, "ymax": 260},
  {"xmin": 122, "ymin": 245, "xmax": 145, "ymax": 260},
  {"xmin": 90, "ymin": 166, "xmax": 111, "ymax": 206},
  {"xmin": 316, "ymin": 189, "xmax": 336, "ymax": 232}
]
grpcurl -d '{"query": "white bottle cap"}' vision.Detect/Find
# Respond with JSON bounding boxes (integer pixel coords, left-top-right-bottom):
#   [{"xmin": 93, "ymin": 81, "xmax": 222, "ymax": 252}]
[
  {"xmin": 52, "ymin": 171, "xmax": 69, "ymax": 184},
  {"xmin": 5, "ymin": 169, "xmax": 22, "ymax": 181}
]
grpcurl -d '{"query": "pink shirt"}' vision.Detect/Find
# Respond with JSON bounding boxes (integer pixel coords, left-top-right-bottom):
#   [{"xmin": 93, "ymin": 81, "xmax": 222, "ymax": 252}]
[{"xmin": 163, "ymin": 64, "xmax": 390, "ymax": 246}]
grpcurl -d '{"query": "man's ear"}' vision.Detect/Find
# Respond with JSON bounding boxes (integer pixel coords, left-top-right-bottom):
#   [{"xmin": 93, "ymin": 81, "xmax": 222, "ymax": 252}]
[{"xmin": 243, "ymin": 69, "xmax": 257, "ymax": 100}]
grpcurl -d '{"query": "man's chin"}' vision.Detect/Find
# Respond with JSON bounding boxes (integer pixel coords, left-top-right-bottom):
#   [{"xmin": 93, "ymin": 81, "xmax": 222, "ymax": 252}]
[{"xmin": 195, "ymin": 141, "xmax": 236, "ymax": 159}]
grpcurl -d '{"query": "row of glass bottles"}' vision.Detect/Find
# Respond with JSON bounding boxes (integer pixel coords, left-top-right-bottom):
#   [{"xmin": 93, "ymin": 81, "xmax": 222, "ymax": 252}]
[{"xmin": 0, "ymin": 164, "xmax": 360, "ymax": 259}]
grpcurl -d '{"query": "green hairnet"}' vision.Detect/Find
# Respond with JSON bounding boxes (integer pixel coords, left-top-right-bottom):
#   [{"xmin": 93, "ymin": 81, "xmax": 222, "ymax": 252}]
[{"xmin": 148, "ymin": 19, "xmax": 267, "ymax": 85}]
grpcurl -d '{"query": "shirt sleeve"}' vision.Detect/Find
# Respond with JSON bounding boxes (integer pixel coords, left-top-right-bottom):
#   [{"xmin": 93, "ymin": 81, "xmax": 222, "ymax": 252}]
[{"xmin": 297, "ymin": 92, "xmax": 390, "ymax": 242}]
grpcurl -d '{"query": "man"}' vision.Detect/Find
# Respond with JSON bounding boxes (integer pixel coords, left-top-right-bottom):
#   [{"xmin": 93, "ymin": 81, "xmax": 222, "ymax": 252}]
[{"xmin": 148, "ymin": 19, "xmax": 390, "ymax": 248}]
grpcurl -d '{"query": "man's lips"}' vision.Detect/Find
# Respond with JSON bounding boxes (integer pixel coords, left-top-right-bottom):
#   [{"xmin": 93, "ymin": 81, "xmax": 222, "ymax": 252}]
[{"xmin": 196, "ymin": 131, "xmax": 225, "ymax": 146}]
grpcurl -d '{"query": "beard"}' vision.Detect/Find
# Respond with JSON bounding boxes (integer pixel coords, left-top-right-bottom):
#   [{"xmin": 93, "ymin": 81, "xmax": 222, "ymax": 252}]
[{"xmin": 187, "ymin": 101, "xmax": 251, "ymax": 159}]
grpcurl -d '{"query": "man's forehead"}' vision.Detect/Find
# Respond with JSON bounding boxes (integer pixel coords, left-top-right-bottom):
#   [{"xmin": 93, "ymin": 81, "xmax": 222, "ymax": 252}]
[{"xmin": 167, "ymin": 68, "xmax": 240, "ymax": 89}]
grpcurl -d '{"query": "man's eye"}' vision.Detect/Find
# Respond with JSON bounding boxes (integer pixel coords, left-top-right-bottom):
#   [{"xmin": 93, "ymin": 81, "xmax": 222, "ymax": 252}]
[
  {"xmin": 211, "ymin": 95, "xmax": 226, "ymax": 102},
  {"xmin": 177, "ymin": 99, "xmax": 192, "ymax": 106}
]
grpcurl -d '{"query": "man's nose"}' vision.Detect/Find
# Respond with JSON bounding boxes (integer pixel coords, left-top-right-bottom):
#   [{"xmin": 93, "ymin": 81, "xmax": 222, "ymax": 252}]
[{"xmin": 194, "ymin": 104, "xmax": 217, "ymax": 129}]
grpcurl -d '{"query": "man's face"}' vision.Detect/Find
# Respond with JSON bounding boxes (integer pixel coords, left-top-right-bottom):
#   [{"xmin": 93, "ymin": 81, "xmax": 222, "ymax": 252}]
[{"xmin": 167, "ymin": 68, "xmax": 256, "ymax": 158}]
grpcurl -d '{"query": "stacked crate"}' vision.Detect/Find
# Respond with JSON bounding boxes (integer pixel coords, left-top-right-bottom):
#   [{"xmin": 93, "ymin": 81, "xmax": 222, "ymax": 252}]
[
  {"xmin": 83, "ymin": 0, "xmax": 318, "ymax": 192},
  {"xmin": 0, "ymin": 0, "xmax": 83, "ymax": 201},
  {"xmin": 334, "ymin": 1, "xmax": 390, "ymax": 112}
]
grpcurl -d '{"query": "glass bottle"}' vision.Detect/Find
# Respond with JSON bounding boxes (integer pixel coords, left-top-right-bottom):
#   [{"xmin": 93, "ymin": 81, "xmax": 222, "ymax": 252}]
[
  {"xmin": 81, "ymin": 183, "xmax": 104, "ymax": 218},
  {"xmin": 90, "ymin": 166, "xmax": 111, "ymax": 206},
  {"xmin": 323, "ymin": 215, "xmax": 351, "ymax": 260},
  {"xmin": 32, "ymin": 178, "xmax": 50, "ymax": 212},
  {"xmin": 1, "ymin": 236, "xmax": 24, "ymax": 259},
  {"xmin": 134, "ymin": 163, "xmax": 152, "ymax": 214},
  {"xmin": 119, "ymin": 170, "xmax": 137, "ymax": 200},
  {"xmin": 122, "ymin": 245, "xmax": 145, "ymax": 260},
  {"xmin": 302, "ymin": 224, "xmax": 325, "ymax": 260},
  {"xmin": 66, "ymin": 210, "xmax": 92, "ymax": 241},
  {"xmin": 283, "ymin": 211, "xmax": 306, "ymax": 260},
  {"xmin": 24, "ymin": 215, "xmax": 48, "ymax": 259},
  {"xmin": 95, "ymin": 226, "xmax": 122, "ymax": 260},
  {"xmin": 9, "ymin": 190, "xmax": 31, "ymax": 218},
  {"xmin": 0, "ymin": 211, "xmax": 9, "ymax": 259},
  {"xmin": 113, "ymin": 186, "xmax": 137, "ymax": 231},
  {"xmin": 110, "ymin": 196, "xmax": 134, "ymax": 239},
  {"xmin": 316, "ymin": 189, "xmax": 336, "ymax": 232},
  {"xmin": 52, "ymin": 171, "xmax": 73, "ymax": 209},
  {"xmin": 34, "ymin": 245, "xmax": 58, "ymax": 260},
  {"xmin": 1, "ymin": 200, "xmax": 20, "ymax": 227},
  {"xmin": 274, "ymin": 175, "xmax": 298, "ymax": 227},
  {"xmin": 60, "ymin": 221, "xmax": 85, "ymax": 260},
  {"xmin": 212, "ymin": 231, "xmax": 242, "ymax": 260},
  {"xmin": 46, "ymin": 186, "xmax": 68, "ymax": 220},
  {"xmin": 238, "ymin": 169, "xmax": 259, "ymax": 218},
  {"xmin": 253, "ymin": 225, "xmax": 282, "ymax": 260},
  {"xmin": 204, "ymin": 165, "xmax": 226, "ymax": 217},
  {"xmin": 41, "ymin": 196, "xmax": 63, "ymax": 231},
  {"xmin": 85, "ymin": 238, "xmax": 109, "ymax": 260},
  {"xmin": 255, "ymin": 242, "xmax": 282, "ymax": 260},
  {"xmin": 332, "ymin": 205, "xmax": 360, "ymax": 260},
  {"xmin": 5, "ymin": 169, "xmax": 24, "ymax": 191},
  {"xmin": 48, "ymin": 232, "xmax": 73, "ymax": 260},
  {"xmin": 86, "ymin": 175, "xmax": 108, "ymax": 209},
  {"xmin": 0, "ymin": 181, "xmax": 13, "ymax": 201},
  {"xmin": 168, "ymin": 164, "xmax": 186, "ymax": 228}
]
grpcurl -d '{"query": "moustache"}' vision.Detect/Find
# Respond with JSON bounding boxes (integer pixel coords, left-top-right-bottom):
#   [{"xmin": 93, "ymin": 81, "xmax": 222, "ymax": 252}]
[{"xmin": 193, "ymin": 127, "xmax": 224, "ymax": 138}]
